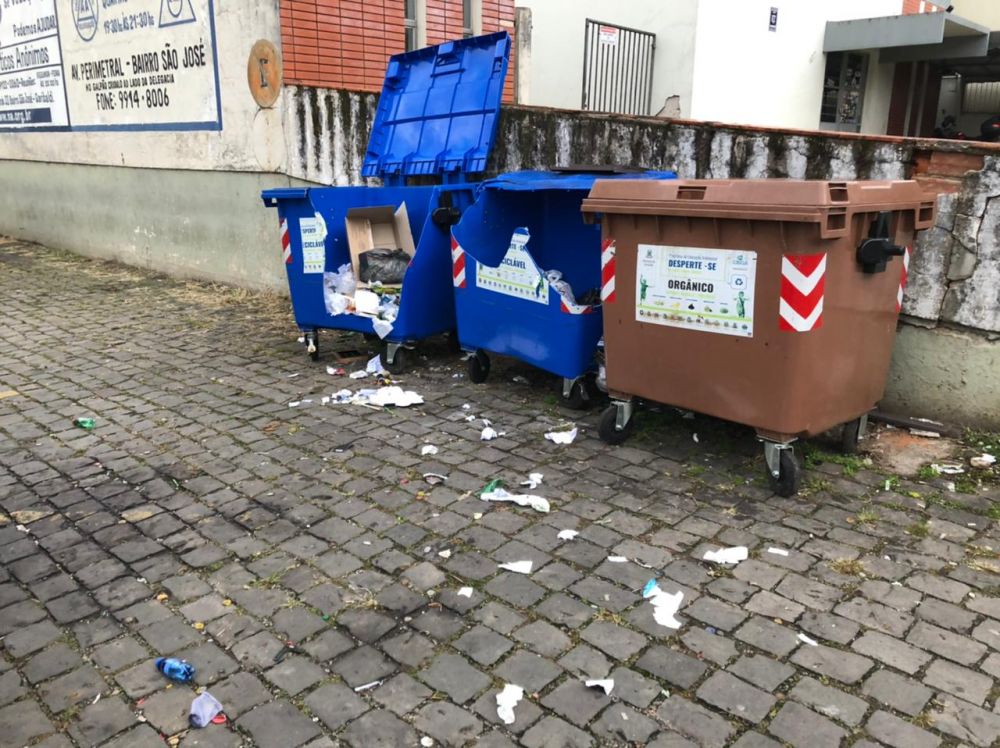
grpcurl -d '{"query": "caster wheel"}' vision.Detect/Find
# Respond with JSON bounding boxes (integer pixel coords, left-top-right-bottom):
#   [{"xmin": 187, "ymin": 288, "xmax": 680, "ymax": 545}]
[
  {"xmin": 446, "ymin": 330, "xmax": 462, "ymax": 354},
  {"xmin": 363, "ymin": 333, "xmax": 380, "ymax": 345},
  {"xmin": 381, "ymin": 347, "xmax": 408, "ymax": 375},
  {"xmin": 598, "ymin": 404, "xmax": 634, "ymax": 445},
  {"xmin": 468, "ymin": 351, "xmax": 490, "ymax": 384},
  {"xmin": 768, "ymin": 449, "xmax": 801, "ymax": 497},
  {"xmin": 563, "ymin": 380, "xmax": 592, "ymax": 411},
  {"xmin": 305, "ymin": 331, "xmax": 319, "ymax": 361},
  {"xmin": 841, "ymin": 417, "xmax": 865, "ymax": 455}
]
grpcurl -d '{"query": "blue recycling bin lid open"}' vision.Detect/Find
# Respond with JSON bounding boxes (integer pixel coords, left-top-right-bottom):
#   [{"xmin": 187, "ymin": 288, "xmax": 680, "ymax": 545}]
[{"xmin": 363, "ymin": 31, "xmax": 511, "ymax": 183}]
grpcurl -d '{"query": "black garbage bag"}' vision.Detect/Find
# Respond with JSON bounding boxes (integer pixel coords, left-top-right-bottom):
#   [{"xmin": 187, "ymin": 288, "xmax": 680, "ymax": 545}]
[{"xmin": 359, "ymin": 248, "xmax": 410, "ymax": 284}]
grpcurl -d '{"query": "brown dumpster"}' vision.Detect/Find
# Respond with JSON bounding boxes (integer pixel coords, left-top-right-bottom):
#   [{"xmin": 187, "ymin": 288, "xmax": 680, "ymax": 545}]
[{"xmin": 581, "ymin": 179, "xmax": 936, "ymax": 496}]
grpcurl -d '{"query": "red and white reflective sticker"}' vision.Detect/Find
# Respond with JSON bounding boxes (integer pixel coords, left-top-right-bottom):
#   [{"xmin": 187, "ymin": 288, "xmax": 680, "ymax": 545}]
[
  {"xmin": 279, "ymin": 218, "xmax": 292, "ymax": 265},
  {"xmin": 600, "ymin": 238, "xmax": 616, "ymax": 303},
  {"xmin": 779, "ymin": 253, "xmax": 826, "ymax": 332},
  {"xmin": 559, "ymin": 299, "xmax": 594, "ymax": 315},
  {"xmin": 451, "ymin": 235, "xmax": 467, "ymax": 288},
  {"xmin": 896, "ymin": 246, "xmax": 911, "ymax": 312}
]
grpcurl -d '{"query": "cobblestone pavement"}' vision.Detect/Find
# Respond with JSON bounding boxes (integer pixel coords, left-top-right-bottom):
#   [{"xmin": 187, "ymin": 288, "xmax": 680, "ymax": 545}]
[{"xmin": 1, "ymin": 238, "xmax": 1000, "ymax": 748}]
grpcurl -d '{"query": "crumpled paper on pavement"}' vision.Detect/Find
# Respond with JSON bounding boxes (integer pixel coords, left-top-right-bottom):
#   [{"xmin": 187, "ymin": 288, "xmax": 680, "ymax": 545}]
[
  {"xmin": 481, "ymin": 487, "xmax": 549, "ymax": 513},
  {"xmin": 702, "ymin": 546, "xmax": 748, "ymax": 565},
  {"xmin": 643, "ymin": 579, "xmax": 684, "ymax": 629},
  {"xmin": 330, "ymin": 386, "xmax": 423, "ymax": 407},
  {"xmin": 544, "ymin": 427, "xmax": 578, "ymax": 445},
  {"xmin": 496, "ymin": 683, "xmax": 524, "ymax": 725}
]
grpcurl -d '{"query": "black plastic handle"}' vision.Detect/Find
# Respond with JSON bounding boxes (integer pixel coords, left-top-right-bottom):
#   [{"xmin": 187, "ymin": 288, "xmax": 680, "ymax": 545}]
[{"xmin": 857, "ymin": 211, "xmax": 904, "ymax": 274}]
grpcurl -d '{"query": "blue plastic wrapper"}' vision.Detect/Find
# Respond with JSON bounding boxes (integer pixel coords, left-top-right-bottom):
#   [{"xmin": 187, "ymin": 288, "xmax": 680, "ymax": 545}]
[{"xmin": 155, "ymin": 657, "xmax": 195, "ymax": 683}]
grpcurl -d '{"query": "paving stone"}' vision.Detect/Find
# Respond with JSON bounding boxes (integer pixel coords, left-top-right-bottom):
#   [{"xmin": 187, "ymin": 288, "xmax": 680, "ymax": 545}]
[
  {"xmin": 4, "ymin": 618, "xmax": 63, "ymax": 658},
  {"xmin": 338, "ymin": 608, "xmax": 397, "ymax": 643},
  {"xmin": 768, "ymin": 701, "xmax": 846, "ymax": 748},
  {"xmin": 101, "ymin": 724, "xmax": 169, "ymax": 748},
  {"xmin": 0, "ymin": 599, "xmax": 47, "ymax": 634},
  {"xmin": 514, "ymin": 620, "xmax": 572, "ymax": 658},
  {"xmin": 916, "ymin": 596, "xmax": 977, "ymax": 631},
  {"xmin": 732, "ymin": 560, "xmax": 787, "ymax": 590},
  {"xmin": 865, "ymin": 709, "xmax": 940, "ymax": 748},
  {"xmin": 907, "ymin": 572, "xmax": 970, "ymax": 603},
  {"xmin": 636, "ymin": 645, "xmax": 707, "ymax": 690},
  {"xmin": 730, "ymin": 733, "xmax": 781, "ymax": 748},
  {"xmin": 796, "ymin": 610, "xmax": 860, "ymax": 645},
  {"xmin": 331, "ymin": 645, "xmax": 396, "ymax": 688},
  {"xmin": 852, "ymin": 631, "xmax": 933, "ymax": 674},
  {"xmin": 455, "ymin": 625, "xmax": 514, "ymax": 665},
  {"xmin": 137, "ymin": 616, "xmax": 202, "ymax": 654},
  {"xmin": 272, "ymin": 607, "xmax": 327, "ymax": 641},
  {"xmin": 559, "ymin": 644, "xmax": 612, "ymax": 679},
  {"xmin": 696, "ymin": 670, "xmax": 776, "ymax": 723},
  {"xmin": 0, "ymin": 669, "xmax": 25, "ymax": 706},
  {"xmin": 591, "ymin": 703, "xmax": 659, "ymax": 744},
  {"xmin": 542, "ymin": 679, "xmax": 610, "ymax": 727},
  {"xmin": 775, "ymin": 574, "xmax": 842, "ymax": 611},
  {"xmin": 24, "ymin": 644, "xmax": 82, "ymax": 683},
  {"xmin": 685, "ymin": 594, "xmax": 748, "ymax": 631},
  {"xmin": 579, "ymin": 620, "xmax": 646, "ymax": 660},
  {"xmin": 521, "ymin": 715, "xmax": 594, "ymax": 748},
  {"xmin": 401, "ymin": 561, "xmax": 447, "ymax": 590},
  {"xmin": 114, "ymin": 660, "xmax": 164, "ymax": 699},
  {"xmin": 681, "ymin": 627, "xmax": 738, "ymax": 666},
  {"xmin": 484, "ymin": 573, "xmax": 546, "ymax": 608},
  {"xmin": 834, "ymin": 596, "xmax": 913, "ymax": 637},
  {"xmin": 861, "ymin": 669, "xmax": 933, "ymax": 716},
  {"xmin": 418, "ymin": 653, "xmax": 490, "ymax": 703},
  {"xmin": 342, "ymin": 708, "xmax": 419, "ymax": 747},
  {"xmin": 140, "ymin": 685, "xmax": 194, "ymax": 734},
  {"xmin": 495, "ymin": 649, "xmax": 564, "ymax": 692},
  {"xmin": 92, "ymin": 637, "xmax": 149, "ymax": 672},
  {"xmin": 791, "ymin": 642, "xmax": 874, "ymax": 684},
  {"xmin": 376, "ymin": 582, "xmax": 427, "ymax": 615},
  {"xmin": 380, "ymin": 629, "xmax": 436, "ymax": 668},
  {"xmin": 607, "ymin": 666, "xmax": 659, "ymax": 708},
  {"xmin": 735, "ymin": 616, "xmax": 801, "ymax": 657},
  {"xmin": 302, "ymin": 682, "xmax": 368, "ymax": 731},
  {"xmin": 923, "ymin": 657, "xmax": 993, "ymax": 705},
  {"xmin": 656, "ymin": 695, "xmax": 735, "ymax": 748},
  {"xmin": 930, "ymin": 695, "xmax": 1000, "ymax": 747},
  {"xmin": 860, "ymin": 580, "xmax": 922, "ymax": 611},
  {"xmin": 411, "ymin": 607, "xmax": 465, "ymax": 640},
  {"xmin": 264, "ymin": 654, "xmax": 326, "ymax": 695},
  {"xmin": 231, "ymin": 630, "xmax": 284, "ymax": 668},
  {"xmin": 907, "ymin": 621, "xmax": 987, "ymax": 665},
  {"xmin": 412, "ymin": 701, "xmax": 484, "ymax": 747},
  {"xmin": 237, "ymin": 700, "xmax": 323, "ymax": 748},
  {"xmin": 66, "ymin": 695, "xmax": 138, "ymax": 745},
  {"xmin": 536, "ymin": 592, "xmax": 594, "ymax": 629},
  {"xmin": 372, "ymin": 673, "xmax": 431, "ymax": 716},
  {"xmin": 39, "ymin": 665, "xmax": 106, "ymax": 712},
  {"xmin": 208, "ymin": 672, "xmax": 271, "ymax": 717},
  {"xmin": 0, "ymin": 699, "xmax": 58, "ymax": 746},
  {"xmin": 727, "ymin": 654, "xmax": 794, "ymax": 692},
  {"xmin": 789, "ymin": 676, "xmax": 869, "ymax": 727},
  {"xmin": 160, "ymin": 573, "xmax": 212, "ymax": 601}
]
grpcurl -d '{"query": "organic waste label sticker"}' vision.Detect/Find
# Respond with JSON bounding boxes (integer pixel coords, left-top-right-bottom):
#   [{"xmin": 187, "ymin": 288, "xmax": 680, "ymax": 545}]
[
  {"xmin": 475, "ymin": 228, "xmax": 549, "ymax": 305},
  {"xmin": 298, "ymin": 217, "xmax": 325, "ymax": 274},
  {"xmin": 635, "ymin": 244, "xmax": 756, "ymax": 337}
]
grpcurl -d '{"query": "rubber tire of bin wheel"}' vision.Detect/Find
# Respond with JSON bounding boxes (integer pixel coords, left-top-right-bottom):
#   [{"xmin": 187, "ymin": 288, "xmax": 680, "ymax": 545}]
[
  {"xmin": 841, "ymin": 417, "xmax": 864, "ymax": 455},
  {"xmin": 768, "ymin": 450, "xmax": 801, "ymax": 498},
  {"xmin": 381, "ymin": 347, "xmax": 408, "ymax": 375},
  {"xmin": 307, "ymin": 331, "xmax": 319, "ymax": 362},
  {"xmin": 563, "ymin": 380, "xmax": 592, "ymax": 411},
  {"xmin": 468, "ymin": 351, "xmax": 490, "ymax": 384},
  {"xmin": 598, "ymin": 404, "xmax": 634, "ymax": 445}
]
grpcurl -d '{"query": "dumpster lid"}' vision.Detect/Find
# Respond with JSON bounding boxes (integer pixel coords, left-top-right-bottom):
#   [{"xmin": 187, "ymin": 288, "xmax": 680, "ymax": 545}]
[
  {"xmin": 477, "ymin": 169, "xmax": 676, "ymax": 193},
  {"xmin": 261, "ymin": 188, "xmax": 309, "ymax": 207},
  {"xmin": 363, "ymin": 31, "xmax": 511, "ymax": 181},
  {"xmin": 582, "ymin": 179, "xmax": 937, "ymax": 233}
]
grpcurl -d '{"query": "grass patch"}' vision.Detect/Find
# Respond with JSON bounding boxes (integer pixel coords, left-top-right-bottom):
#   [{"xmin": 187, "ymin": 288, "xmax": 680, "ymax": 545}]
[
  {"xmin": 916, "ymin": 465, "xmax": 939, "ymax": 481},
  {"xmin": 829, "ymin": 558, "xmax": 866, "ymax": 576},
  {"xmin": 803, "ymin": 446, "xmax": 867, "ymax": 476},
  {"xmin": 907, "ymin": 520, "xmax": 930, "ymax": 538},
  {"xmin": 853, "ymin": 508, "xmax": 879, "ymax": 525},
  {"xmin": 912, "ymin": 712, "xmax": 935, "ymax": 730},
  {"xmin": 965, "ymin": 544, "xmax": 997, "ymax": 559}
]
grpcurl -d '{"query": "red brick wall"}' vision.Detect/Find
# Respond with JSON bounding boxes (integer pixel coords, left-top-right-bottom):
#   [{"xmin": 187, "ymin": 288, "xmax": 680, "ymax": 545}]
[
  {"xmin": 901, "ymin": 0, "xmax": 945, "ymax": 14},
  {"xmin": 280, "ymin": 0, "xmax": 515, "ymax": 100}
]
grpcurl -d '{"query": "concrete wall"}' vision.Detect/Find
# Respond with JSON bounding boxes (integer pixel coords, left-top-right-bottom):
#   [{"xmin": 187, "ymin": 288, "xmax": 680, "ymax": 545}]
[
  {"xmin": 513, "ymin": 0, "xmax": 698, "ymax": 117},
  {"xmin": 0, "ymin": 1, "xmax": 285, "ymax": 174},
  {"xmin": 950, "ymin": 0, "xmax": 1000, "ymax": 29},
  {"xmin": 689, "ymin": 0, "xmax": 901, "ymax": 131}
]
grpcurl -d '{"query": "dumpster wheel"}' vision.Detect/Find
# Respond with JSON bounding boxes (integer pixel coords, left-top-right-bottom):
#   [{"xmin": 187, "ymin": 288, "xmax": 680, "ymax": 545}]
[
  {"xmin": 468, "ymin": 351, "xmax": 490, "ymax": 384},
  {"xmin": 598, "ymin": 403, "xmax": 635, "ymax": 445},
  {"xmin": 766, "ymin": 448, "xmax": 801, "ymax": 498},
  {"xmin": 305, "ymin": 330, "xmax": 320, "ymax": 361},
  {"xmin": 563, "ymin": 376, "xmax": 599, "ymax": 411},
  {"xmin": 840, "ymin": 414, "xmax": 869, "ymax": 455},
  {"xmin": 381, "ymin": 346, "xmax": 409, "ymax": 375}
]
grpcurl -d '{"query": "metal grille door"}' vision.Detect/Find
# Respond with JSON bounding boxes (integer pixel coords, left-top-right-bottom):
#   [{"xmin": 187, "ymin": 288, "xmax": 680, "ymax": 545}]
[{"xmin": 582, "ymin": 20, "xmax": 656, "ymax": 116}]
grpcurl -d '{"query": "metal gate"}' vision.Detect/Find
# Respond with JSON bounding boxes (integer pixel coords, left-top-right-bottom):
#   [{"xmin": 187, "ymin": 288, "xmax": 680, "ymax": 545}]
[{"xmin": 582, "ymin": 19, "xmax": 656, "ymax": 116}]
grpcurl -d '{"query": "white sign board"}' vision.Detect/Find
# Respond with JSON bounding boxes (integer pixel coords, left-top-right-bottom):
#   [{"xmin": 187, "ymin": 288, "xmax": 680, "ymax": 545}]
[
  {"xmin": 475, "ymin": 229, "xmax": 549, "ymax": 304},
  {"xmin": 0, "ymin": 0, "xmax": 220, "ymax": 131},
  {"xmin": 636, "ymin": 244, "xmax": 757, "ymax": 337},
  {"xmin": 299, "ymin": 216, "xmax": 325, "ymax": 274},
  {"xmin": 598, "ymin": 25, "xmax": 619, "ymax": 46}
]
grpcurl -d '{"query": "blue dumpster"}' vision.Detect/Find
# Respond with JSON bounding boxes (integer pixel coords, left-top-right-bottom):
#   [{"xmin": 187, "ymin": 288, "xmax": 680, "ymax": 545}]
[
  {"xmin": 450, "ymin": 170, "xmax": 675, "ymax": 407},
  {"xmin": 261, "ymin": 31, "xmax": 511, "ymax": 372}
]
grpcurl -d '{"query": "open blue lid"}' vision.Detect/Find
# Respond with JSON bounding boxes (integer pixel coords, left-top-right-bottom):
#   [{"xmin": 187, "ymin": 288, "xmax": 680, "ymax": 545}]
[{"xmin": 363, "ymin": 31, "xmax": 511, "ymax": 182}]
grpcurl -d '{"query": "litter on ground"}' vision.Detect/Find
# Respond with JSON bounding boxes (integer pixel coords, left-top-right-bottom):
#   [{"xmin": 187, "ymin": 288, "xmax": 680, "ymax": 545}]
[
  {"xmin": 545, "ymin": 427, "xmax": 578, "ymax": 445},
  {"xmin": 643, "ymin": 579, "xmax": 684, "ymax": 630},
  {"xmin": 520, "ymin": 472, "xmax": 544, "ymax": 489},
  {"xmin": 557, "ymin": 529, "xmax": 579, "ymax": 541},
  {"xmin": 496, "ymin": 683, "xmax": 524, "ymax": 725},
  {"xmin": 585, "ymin": 679, "xmax": 614, "ymax": 695},
  {"xmin": 480, "ymin": 486, "xmax": 550, "ymax": 513},
  {"xmin": 702, "ymin": 546, "xmax": 749, "ymax": 565},
  {"xmin": 498, "ymin": 560, "xmax": 533, "ymax": 574}
]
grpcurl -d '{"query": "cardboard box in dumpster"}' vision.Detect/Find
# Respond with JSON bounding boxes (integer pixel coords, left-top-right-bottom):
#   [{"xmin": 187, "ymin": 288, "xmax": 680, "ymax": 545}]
[{"xmin": 344, "ymin": 204, "xmax": 415, "ymax": 290}]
